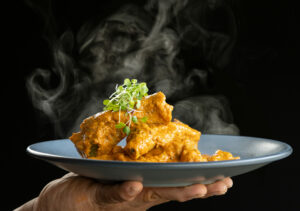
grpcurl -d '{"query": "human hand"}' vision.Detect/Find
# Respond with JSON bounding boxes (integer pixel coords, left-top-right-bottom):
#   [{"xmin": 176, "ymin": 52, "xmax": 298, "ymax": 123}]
[{"xmin": 22, "ymin": 173, "xmax": 233, "ymax": 211}]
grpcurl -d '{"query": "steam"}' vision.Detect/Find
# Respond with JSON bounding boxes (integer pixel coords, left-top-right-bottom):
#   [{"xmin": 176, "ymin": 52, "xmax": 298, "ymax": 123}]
[
  {"xmin": 26, "ymin": 0, "xmax": 239, "ymax": 137},
  {"xmin": 173, "ymin": 96, "xmax": 239, "ymax": 135}
]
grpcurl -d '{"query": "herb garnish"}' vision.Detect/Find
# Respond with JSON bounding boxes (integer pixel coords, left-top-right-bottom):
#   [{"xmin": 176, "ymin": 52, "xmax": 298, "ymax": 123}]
[{"xmin": 103, "ymin": 78, "xmax": 149, "ymax": 135}]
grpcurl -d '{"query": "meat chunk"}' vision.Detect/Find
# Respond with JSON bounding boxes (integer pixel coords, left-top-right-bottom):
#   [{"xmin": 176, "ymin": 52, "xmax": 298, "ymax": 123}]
[
  {"xmin": 134, "ymin": 91, "xmax": 173, "ymax": 124},
  {"xmin": 69, "ymin": 92, "xmax": 173, "ymax": 158},
  {"xmin": 125, "ymin": 120, "xmax": 201, "ymax": 159},
  {"xmin": 69, "ymin": 110, "xmax": 129, "ymax": 157}
]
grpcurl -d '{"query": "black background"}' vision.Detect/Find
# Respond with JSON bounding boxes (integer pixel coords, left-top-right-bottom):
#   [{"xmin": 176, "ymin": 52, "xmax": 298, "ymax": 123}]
[{"xmin": 6, "ymin": 0, "xmax": 299, "ymax": 210}]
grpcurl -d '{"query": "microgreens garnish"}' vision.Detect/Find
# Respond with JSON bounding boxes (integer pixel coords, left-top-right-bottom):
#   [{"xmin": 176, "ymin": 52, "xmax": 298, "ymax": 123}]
[{"xmin": 103, "ymin": 78, "xmax": 149, "ymax": 135}]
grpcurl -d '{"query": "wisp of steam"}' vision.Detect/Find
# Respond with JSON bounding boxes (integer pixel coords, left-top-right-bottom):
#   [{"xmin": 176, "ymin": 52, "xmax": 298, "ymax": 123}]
[{"xmin": 26, "ymin": 0, "xmax": 239, "ymax": 137}]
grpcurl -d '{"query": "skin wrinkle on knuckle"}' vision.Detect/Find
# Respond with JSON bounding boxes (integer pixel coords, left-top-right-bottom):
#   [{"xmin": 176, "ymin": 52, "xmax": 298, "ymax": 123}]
[
  {"xmin": 143, "ymin": 189, "xmax": 161, "ymax": 202},
  {"xmin": 122, "ymin": 182, "xmax": 143, "ymax": 200},
  {"xmin": 166, "ymin": 189, "xmax": 189, "ymax": 202},
  {"xmin": 94, "ymin": 181, "xmax": 142, "ymax": 207},
  {"xmin": 100, "ymin": 193, "xmax": 122, "ymax": 204},
  {"xmin": 191, "ymin": 184, "xmax": 207, "ymax": 196},
  {"xmin": 176, "ymin": 185, "xmax": 205, "ymax": 201},
  {"xmin": 112, "ymin": 184, "xmax": 133, "ymax": 203}
]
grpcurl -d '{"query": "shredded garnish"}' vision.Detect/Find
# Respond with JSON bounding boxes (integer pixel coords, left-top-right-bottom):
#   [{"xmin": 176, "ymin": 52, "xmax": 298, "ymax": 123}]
[{"xmin": 103, "ymin": 78, "xmax": 149, "ymax": 135}]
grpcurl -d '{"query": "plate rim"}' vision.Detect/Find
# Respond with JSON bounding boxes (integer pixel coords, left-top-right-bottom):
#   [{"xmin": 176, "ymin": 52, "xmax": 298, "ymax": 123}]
[{"xmin": 27, "ymin": 134, "xmax": 293, "ymax": 169}]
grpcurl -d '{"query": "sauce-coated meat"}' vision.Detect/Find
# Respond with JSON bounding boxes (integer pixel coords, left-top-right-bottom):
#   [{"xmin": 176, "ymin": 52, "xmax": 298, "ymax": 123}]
[
  {"xmin": 69, "ymin": 92, "xmax": 173, "ymax": 157},
  {"xmin": 70, "ymin": 91, "xmax": 239, "ymax": 162}
]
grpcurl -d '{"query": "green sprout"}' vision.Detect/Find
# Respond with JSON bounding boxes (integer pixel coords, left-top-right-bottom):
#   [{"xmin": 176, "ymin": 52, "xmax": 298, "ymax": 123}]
[{"xmin": 103, "ymin": 78, "xmax": 149, "ymax": 135}]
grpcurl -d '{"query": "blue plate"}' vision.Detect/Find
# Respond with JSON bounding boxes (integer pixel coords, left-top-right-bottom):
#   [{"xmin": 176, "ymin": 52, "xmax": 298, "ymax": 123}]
[{"xmin": 27, "ymin": 135, "xmax": 292, "ymax": 187}]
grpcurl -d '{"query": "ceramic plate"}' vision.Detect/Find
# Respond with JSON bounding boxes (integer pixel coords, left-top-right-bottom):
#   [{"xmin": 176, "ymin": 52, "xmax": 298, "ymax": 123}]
[{"xmin": 27, "ymin": 135, "xmax": 292, "ymax": 187}]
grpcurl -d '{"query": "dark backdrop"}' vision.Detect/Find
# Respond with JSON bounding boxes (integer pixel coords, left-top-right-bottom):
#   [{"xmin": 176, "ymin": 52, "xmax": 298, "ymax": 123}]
[{"xmin": 6, "ymin": 0, "xmax": 299, "ymax": 210}]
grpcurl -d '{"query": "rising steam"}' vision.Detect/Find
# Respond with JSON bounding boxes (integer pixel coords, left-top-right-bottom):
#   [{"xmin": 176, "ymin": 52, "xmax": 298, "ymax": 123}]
[{"xmin": 26, "ymin": 0, "xmax": 239, "ymax": 137}]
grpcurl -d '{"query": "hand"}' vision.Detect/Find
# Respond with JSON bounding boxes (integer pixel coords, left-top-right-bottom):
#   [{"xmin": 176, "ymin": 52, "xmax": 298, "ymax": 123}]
[{"xmin": 17, "ymin": 173, "xmax": 233, "ymax": 211}]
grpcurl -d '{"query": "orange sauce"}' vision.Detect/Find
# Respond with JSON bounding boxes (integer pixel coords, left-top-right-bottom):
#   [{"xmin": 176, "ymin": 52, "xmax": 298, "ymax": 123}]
[{"xmin": 70, "ymin": 92, "xmax": 240, "ymax": 162}]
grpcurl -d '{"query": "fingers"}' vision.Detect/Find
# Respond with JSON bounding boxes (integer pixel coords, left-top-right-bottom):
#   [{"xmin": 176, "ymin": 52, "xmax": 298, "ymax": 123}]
[
  {"xmin": 143, "ymin": 183, "xmax": 207, "ymax": 203},
  {"xmin": 201, "ymin": 177, "xmax": 233, "ymax": 198},
  {"xmin": 143, "ymin": 177, "xmax": 233, "ymax": 203},
  {"xmin": 94, "ymin": 181, "xmax": 143, "ymax": 205},
  {"xmin": 222, "ymin": 177, "xmax": 233, "ymax": 189},
  {"xmin": 65, "ymin": 173, "xmax": 233, "ymax": 211}
]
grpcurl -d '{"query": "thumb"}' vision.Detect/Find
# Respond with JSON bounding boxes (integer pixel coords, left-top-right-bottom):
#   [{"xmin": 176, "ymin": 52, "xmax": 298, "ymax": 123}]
[{"xmin": 93, "ymin": 181, "xmax": 143, "ymax": 205}]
